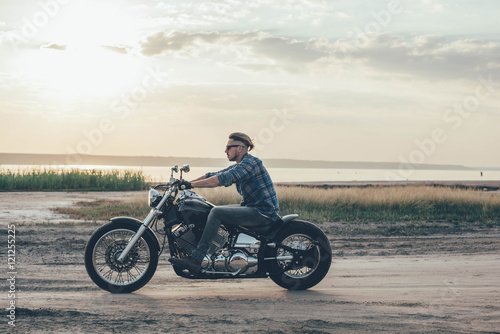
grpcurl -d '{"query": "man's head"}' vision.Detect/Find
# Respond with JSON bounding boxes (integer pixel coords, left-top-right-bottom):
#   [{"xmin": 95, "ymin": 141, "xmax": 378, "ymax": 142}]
[{"xmin": 225, "ymin": 132, "xmax": 254, "ymax": 162}]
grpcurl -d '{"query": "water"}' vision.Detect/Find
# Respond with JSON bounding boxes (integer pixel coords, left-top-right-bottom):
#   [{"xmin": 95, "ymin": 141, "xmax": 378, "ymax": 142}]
[{"xmin": 1, "ymin": 164, "xmax": 499, "ymax": 183}]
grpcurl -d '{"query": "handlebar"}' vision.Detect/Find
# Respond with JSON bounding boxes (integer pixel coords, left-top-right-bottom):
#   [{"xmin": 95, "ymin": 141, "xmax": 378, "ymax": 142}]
[{"xmin": 152, "ymin": 165, "xmax": 191, "ymax": 191}]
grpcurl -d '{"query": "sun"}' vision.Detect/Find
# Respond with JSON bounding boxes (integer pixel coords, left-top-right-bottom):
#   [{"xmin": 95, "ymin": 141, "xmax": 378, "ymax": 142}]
[
  {"xmin": 21, "ymin": 1, "xmax": 144, "ymax": 99},
  {"xmin": 35, "ymin": 46, "xmax": 141, "ymax": 98}
]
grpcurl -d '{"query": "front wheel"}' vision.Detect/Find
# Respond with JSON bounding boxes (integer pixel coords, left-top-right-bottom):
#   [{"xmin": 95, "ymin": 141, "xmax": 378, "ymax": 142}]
[
  {"xmin": 267, "ymin": 221, "xmax": 332, "ymax": 290},
  {"xmin": 84, "ymin": 221, "xmax": 159, "ymax": 293}
]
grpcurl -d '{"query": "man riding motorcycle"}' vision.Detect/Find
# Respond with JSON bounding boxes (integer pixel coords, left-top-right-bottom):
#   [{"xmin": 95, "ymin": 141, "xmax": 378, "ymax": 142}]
[{"xmin": 169, "ymin": 132, "xmax": 280, "ymax": 274}]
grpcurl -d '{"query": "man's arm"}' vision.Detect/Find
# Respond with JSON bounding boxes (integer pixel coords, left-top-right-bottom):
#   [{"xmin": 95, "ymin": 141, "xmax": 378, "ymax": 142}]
[
  {"xmin": 190, "ymin": 175, "xmax": 207, "ymax": 182},
  {"xmin": 191, "ymin": 175, "xmax": 220, "ymax": 188}
]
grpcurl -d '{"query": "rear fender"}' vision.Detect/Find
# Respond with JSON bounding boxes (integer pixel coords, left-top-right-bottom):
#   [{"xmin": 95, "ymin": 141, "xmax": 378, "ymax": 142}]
[
  {"xmin": 282, "ymin": 214, "xmax": 299, "ymax": 224},
  {"xmin": 267, "ymin": 214, "xmax": 300, "ymax": 239}
]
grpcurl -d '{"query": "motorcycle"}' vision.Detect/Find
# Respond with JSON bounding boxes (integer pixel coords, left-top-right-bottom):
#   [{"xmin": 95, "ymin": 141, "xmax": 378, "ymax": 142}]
[{"xmin": 84, "ymin": 164, "xmax": 332, "ymax": 292}]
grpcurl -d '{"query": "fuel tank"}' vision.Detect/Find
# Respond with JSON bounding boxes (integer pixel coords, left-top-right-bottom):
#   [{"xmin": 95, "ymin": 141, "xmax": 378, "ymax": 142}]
[{"xmin": 177, "ymin": 190, "xmax": 214, "ymax": 225}]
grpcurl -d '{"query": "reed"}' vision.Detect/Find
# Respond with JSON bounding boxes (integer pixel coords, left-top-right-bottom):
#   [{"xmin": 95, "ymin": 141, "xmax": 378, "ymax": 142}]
[{"xmin": 0, "ymin": 167, "xmax": 148, "ymax": 191}]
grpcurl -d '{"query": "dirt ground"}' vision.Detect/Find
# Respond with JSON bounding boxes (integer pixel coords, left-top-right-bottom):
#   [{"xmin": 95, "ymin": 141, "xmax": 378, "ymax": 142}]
[{"xmin": 1, "ymin": 191, "xmax": 500, "ymax": 333}]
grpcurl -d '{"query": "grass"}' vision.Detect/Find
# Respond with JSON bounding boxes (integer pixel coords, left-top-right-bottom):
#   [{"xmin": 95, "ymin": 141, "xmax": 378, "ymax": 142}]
[
  {"xmin": 273, "ymin": 185, "xmax": 500, "ymax": 223},
  {"xmin": 197, "ymin": 185, "xmax": 500, "ymax": 224},
  {"xmin": 7, "ymin": 167, "xmax": 497, "ymax": 235},
  {"xmin": 0, "ymin": 167, "xmax": 148, "ymax": 191},
  {"xmin": 54, "ymin": 196, "xmax": 147, "ymax": 221},
  {"xmin": 52, "ymin": 185, "xmax": 500, "ymax": 229}
]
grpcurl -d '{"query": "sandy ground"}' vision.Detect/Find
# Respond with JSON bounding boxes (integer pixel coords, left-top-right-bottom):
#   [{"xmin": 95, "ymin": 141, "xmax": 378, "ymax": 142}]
[{"xmin": 1, "ymin": 191, "xmax": 500, "ymax": 333}]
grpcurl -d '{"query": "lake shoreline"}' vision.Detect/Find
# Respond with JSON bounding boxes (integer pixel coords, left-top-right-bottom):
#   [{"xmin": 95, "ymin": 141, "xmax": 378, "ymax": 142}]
[{"xmin": 2, "ymin": 164, "xmax": 499, "ymax": 184}]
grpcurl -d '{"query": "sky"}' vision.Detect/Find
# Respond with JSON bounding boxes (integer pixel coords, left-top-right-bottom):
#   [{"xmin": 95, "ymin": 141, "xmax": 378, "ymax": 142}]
[{"xmin": 0, "ymin": 0, "xmax": 499, "ymax": 168}]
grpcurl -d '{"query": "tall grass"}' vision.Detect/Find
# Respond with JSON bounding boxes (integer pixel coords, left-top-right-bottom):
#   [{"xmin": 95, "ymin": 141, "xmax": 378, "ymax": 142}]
[
  {"xmin": 196, "ymin": 185, "xmax": 500, "ymax": 223},
  {"xmin": 50, "ymin": 184, "xmax": 500, "ymax": 225},
  {"xmin": 0, "ymin": 167, "xmax": 148, "ymax": 191}
]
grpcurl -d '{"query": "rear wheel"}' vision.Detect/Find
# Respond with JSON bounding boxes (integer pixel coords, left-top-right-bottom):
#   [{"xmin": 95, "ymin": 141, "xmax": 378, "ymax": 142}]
[
  {"xmin": 267, "ymin": 221, "xmax": 331, "ymax": 290},
  {"xmin": 85, "ymin": 221, "xmax": 159, "ymax": 293}
]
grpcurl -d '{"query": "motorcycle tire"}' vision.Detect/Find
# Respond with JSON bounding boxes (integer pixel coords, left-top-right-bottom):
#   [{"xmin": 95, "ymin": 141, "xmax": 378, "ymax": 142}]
[
  {"xmin": 85, "ymin": 221, "xmax": 159, "ymax": 293},
  {"xmin": 267, "ymin": 220, "xmax": 332, "ymax": 290}
]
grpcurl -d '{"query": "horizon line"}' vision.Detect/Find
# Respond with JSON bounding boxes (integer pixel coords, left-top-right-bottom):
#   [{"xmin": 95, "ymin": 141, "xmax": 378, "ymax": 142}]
[{"xmin": 0, "ymin": 152, "xmax": 496, "ymax": 170}]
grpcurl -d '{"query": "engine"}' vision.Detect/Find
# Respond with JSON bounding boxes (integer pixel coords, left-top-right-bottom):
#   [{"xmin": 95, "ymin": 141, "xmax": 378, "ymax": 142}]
[
  {"xmin": 171, "ymin": 223, "xmax": 198, "ymax": 255},
  {"xmin": 203, "ymin": 232, "xmax": 259, "ymax": 274},
  {"xmin": 171, "ymin": 223, "xmax": 260, "ymax": 275}
]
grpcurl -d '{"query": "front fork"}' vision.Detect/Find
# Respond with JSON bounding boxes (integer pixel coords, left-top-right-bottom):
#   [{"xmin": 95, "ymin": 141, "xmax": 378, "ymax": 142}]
[
  {"xmin": 117, "ymin": 188, "xmax": 173, "ymax": 263},
  {"xmin": 116, "ymin": 209, "xmax": 160, "ymax": 263}
]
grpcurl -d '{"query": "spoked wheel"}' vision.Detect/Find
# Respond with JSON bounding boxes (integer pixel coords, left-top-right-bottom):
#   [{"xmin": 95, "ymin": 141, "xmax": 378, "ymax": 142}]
[
  {"xmin": 268, "ymin": 221, "xmax": 332, "ymax": 290},
  {"xmin": 85, "ymin": 221, "xmax": 159, "ymax": 293}
]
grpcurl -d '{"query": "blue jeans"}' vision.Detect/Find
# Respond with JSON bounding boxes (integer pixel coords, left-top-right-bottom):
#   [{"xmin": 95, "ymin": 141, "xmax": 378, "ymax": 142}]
[{"xmin": 191, "ymin": 204, "xmax": 273, "ymax": 262}]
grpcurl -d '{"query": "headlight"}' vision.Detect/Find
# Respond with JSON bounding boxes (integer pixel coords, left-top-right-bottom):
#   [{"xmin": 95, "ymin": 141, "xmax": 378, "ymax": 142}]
[{"xmin": 148, "ymin": 189, "xmax": 162, "ymax": 207}]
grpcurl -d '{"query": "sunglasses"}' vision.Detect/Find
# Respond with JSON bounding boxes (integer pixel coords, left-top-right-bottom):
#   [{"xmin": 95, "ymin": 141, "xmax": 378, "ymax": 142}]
[{"xmin": 226, "ymin": 145, "xmax": 243, "ymax": 150}]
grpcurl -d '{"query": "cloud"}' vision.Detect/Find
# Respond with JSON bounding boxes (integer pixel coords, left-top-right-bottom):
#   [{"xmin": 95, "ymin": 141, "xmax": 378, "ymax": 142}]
[
  {"xmin": 100, "ymin": 44, "xmax": 129, "ymax": 55},
  {"xmin": 251, "ymin": 35, "xmax": 326, "ymax": 63},
  {"xmin": 32, "ymin": 42, "xmax": 130, "ymax": 55},
  {"xmin": 41, "ymin": 43, "xmax": 67, "ymax": 51},
  {"xmin": 333, "ymin": 11, "xmax": 352, "ymax": 19},
  {"xmin": 140, "ymin": 30, "xmax": 329, "ymax": 73},
  {"xmin": 136, "ymin": 0, "xmax": 330, "ymax": 28},
  {"xmin": 141, "ymin": 30, "xmax": 500, "ymax": 81},
  {"xmin": 418, "ymin": 0, "xmax": 446, "ymax": 13},
  {"xmin": 134, "ymin": 1, "xmax": 252, "ymax": 28},
  {"xmin": 347, "ymin": 33, "xmax": 500, "ymax": 80}
]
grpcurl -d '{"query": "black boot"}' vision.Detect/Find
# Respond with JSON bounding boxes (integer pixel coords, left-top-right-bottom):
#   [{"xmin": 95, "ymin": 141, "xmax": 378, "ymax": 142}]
[{"xmin": 168, "ymin": 256, "xmax": 202, "ymax": 274}]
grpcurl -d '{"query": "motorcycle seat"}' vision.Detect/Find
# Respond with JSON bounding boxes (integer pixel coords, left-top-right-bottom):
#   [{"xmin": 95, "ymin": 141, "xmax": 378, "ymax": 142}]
[{"xmin": 245, "ymin": 214, "xmax": 298, "ymax": 238}]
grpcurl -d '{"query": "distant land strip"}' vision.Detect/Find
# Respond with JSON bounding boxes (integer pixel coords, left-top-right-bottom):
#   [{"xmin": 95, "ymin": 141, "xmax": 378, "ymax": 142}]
[{"xmin": 0, "ymin": 153, "xmax": 485, "ymax": 171}]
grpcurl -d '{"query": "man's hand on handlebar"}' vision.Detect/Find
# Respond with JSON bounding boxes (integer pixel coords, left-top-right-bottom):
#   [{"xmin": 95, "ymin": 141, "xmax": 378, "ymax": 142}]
[{"xmin": 178, "ymin": 180, "xmax": 192, "ymax": 190}]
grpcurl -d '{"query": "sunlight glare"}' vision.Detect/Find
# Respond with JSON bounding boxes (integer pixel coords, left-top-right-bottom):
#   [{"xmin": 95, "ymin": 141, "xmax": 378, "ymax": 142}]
[
  {"xmin": 37, "ymin": 46, "xmax": 139, "ymax": 98},
  {"xmin": 23, "ymin": 1, "xmax": 143, "ymax": 99}
]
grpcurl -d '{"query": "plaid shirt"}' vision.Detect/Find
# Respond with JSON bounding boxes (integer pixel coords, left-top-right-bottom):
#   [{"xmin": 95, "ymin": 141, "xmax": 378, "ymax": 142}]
[{"xmin": 206, "ymin": 153, "xmax": 280, "ymax": 221}]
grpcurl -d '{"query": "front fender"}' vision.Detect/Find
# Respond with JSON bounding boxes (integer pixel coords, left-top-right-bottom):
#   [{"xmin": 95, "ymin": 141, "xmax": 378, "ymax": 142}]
[{"xmin": 109, "ymin": 216, "xmax": 160, "ymax": 250}]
